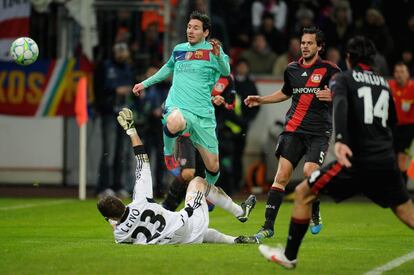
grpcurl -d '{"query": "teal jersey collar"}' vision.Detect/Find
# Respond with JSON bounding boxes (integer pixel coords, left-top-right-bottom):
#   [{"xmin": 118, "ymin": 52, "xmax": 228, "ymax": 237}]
[{"xmin": 187, "ymin": 40, "xmax": 209, "ymax": 49}]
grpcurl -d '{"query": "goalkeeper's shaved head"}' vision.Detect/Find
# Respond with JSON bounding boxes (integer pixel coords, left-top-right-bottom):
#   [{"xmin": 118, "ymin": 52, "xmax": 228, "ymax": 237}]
[{"xmin": 97, "ymin": 196, "xmax": 126, "ymax": 220}]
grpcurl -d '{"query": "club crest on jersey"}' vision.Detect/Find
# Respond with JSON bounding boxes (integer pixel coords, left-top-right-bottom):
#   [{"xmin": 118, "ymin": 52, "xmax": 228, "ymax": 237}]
[
  {"xmin": 194, "ymin": 50, "xmax": 204, "ymax": 59},
  {"xmin": 311, "ymin": 74, "xmax": 322, "ymax": 83},
  {"xmin": 180, "ymin": 158, "xmax": 187, "ymax": 166},
  {"xmin": 214, "ymin": 82, "xmax": 225, "ymax": 92},
  {"xmin": 185, "ymin": 52, "xmax": 193, "ymax": 60}
]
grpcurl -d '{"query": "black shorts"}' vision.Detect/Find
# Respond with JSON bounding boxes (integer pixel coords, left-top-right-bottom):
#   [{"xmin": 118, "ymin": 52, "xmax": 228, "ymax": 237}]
[
  {"xmin": 176, "ymin": 135, "xmax": 205, "ymax": 176},
  {"xmin": 308, "ymin": 161, "xmax": 410, "ymax": 208},
  {"xmin": 394, "ymin": 125, "xmax": 414, "ymax": 153},
  {"xmin": 275, "ymin": 132, "xmax": 330, "ymax": 167}
]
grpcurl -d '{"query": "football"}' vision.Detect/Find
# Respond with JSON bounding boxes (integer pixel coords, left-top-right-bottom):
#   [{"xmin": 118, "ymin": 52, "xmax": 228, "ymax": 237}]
[{"xmin": 9, "ymin": 37, "xmax": 39, "ymax": 65}]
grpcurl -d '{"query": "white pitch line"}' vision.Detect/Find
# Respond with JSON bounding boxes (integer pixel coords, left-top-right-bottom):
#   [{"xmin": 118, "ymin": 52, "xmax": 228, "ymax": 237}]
[
  {"xmin": 0, "ymin": 199, "xmax": 72, "ymax": 211},
  {"xmin": 364, "ymin": 251, "xmax": 414, "ymax": 275}
]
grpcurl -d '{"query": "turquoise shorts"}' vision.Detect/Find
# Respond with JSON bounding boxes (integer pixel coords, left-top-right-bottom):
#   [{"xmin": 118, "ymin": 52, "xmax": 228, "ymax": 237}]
[{"xmin": 163, "ymin": 108, "xmax": 218, "ymax": 154}]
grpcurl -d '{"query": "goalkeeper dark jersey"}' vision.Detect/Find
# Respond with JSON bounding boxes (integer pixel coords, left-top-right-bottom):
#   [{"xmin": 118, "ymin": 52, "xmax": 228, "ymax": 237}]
[
  {"xmin": 281, "ymin": 57, "xmax": 340, "ymax": 137},
  {"xmin": 331, "ymin": 65, "xmax": 397, "ymax": 169}
]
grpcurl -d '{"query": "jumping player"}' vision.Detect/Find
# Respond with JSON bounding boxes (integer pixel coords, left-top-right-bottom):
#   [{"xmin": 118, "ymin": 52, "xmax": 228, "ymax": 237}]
[
  {"xmin": 97, "ymin": 108, "xmax": 258, "ymax": 245},
  {"xmin": 132, "ymin": 11, "xmax": 229, "ymax": 187},
  {"xmin": 244, "ymin": 27, "xmax": 340, "ymax": 239},
  {"xmin": 162, "ymin": 72, "xmax": 236, "ymax": 211},
  {"xmin": 259, "ymin": 36, "xmax": 414, "ymax": 269}
]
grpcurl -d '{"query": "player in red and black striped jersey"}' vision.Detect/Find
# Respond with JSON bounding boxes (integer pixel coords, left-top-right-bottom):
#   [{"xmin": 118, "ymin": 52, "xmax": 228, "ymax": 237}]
[
  {"xmin": 258, "ymin": 36, "xmax": 414, "ymax": 269},
  {"xmin": 245, "ymin": 27, "xmax": 340, "ymax": 239}
]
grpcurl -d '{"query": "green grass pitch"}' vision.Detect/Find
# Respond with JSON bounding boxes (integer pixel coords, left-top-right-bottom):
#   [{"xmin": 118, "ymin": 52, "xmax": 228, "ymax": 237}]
[{"xmin": 0, "ymin": 197, "xmax": 413, "ymax": 274}]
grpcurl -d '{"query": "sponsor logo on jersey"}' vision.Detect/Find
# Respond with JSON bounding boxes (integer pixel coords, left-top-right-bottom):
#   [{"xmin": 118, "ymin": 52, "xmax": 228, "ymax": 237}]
[
  {"xmin": 185, "ymin": 52, "xmax": 193, "ymax": 60},
  {"xmin": 292, "ymin": 87, "xmax": 321, "ymax": 94},
  {"xmin": 173, "ymin": 50, "xmax": 211, "ymax": 62}
]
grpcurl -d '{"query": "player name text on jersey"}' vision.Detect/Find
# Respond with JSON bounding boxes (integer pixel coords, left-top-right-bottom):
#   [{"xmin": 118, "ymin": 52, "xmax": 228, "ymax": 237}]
[
  {"xmin": 120, "ymin": 208, "xmax": 141, "ymax": 233},
  {"xmin": 352, "ymin": 71, "xmax": 389, "ymax": 88}
]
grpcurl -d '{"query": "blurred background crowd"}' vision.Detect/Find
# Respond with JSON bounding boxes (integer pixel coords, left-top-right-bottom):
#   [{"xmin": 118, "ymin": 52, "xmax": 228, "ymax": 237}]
[
  {"xmin": 6, "ymin": 0, "xmax": 413, "ymax": 198},
  {"xmin": 30, "ymin": 0, "xmax": 414, "ymax": 76}
]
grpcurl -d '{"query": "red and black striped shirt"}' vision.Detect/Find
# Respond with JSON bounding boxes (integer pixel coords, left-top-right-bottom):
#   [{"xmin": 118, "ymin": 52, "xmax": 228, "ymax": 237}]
[{"xmin": 281, "ymin": 57, "xmax": 340, "ymax": 136}]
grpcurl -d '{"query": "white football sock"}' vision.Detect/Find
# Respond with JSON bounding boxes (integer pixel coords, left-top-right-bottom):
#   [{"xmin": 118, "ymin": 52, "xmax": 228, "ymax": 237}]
[
  {"xmin": 205, "ymin": 185, "xmax": 243, "ymax": 217},
  {"xmin": 203, "ymin": 228, "xmax": 235, "ymax": 244}
]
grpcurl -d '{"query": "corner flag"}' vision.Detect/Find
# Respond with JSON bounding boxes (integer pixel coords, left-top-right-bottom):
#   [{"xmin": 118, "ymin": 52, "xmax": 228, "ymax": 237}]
[{"xmin": 75, "ymin": 76, "xmax": 88, "ymax": 126}]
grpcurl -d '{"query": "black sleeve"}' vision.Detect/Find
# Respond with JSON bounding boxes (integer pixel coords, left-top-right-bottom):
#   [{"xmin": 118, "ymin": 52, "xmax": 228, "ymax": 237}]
[
  {"xmin": 222, "ymin": 75, "xmax": 236, "ymax": 105},
  {"xmin": 331, "ymin": 64, "xmax": 341, "ymax": 75},
  {"xmin": 281, "ymin": 68, "xmax": 292, "ymax": 96},
  {"xmin": 332, "ymin": 73, "xmax": 350, "ymax": 144},
  {"xmin": 133, "ymin": 145, "xmax": 146, "ymax": 156}
]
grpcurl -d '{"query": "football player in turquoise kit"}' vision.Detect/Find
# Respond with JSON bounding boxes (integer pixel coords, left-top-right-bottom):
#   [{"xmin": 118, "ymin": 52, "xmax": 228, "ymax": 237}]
[{"xmin": 132, "ymin": 12, "xmax": 228, "ymax": 186}]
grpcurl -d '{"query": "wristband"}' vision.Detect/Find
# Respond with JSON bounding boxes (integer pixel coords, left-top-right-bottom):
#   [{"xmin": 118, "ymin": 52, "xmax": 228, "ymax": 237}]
[{"xmin": 126, "ymin": 128, "xmax": 137, "ymax": 136}]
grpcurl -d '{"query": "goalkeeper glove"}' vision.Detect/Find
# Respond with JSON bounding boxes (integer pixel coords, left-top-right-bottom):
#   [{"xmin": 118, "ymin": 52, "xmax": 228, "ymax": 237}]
[
  {"xmin": 117, "ymin": 108, "xmax": 137, "ymax": 136},
  {"xmin": 184, "ymin": 191, "xmax": 203, "ymax": 217}
]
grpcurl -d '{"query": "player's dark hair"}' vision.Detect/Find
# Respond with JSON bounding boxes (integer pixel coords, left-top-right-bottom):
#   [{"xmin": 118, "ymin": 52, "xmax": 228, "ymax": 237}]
[
  {"xmin": 235, "ymin": 57, "xmax": 250, "ymax": 67},
  {"xmin": 302, "ymin": 26, "xmax": 325, "ymax": 53},
  {"xmin": 190, "ymin": 11, "xmax": 211, "ymax": 33},
  {"xmin": 261, "ymin": 11, "xmax": 274, "ymax": 21},
  {"xmin": 346, "ymin": 36, "xmax": 376, "ymax": 67},
  {"xmin": 97, "ymin": 196, "xmax": 125, "ymax": 219}
]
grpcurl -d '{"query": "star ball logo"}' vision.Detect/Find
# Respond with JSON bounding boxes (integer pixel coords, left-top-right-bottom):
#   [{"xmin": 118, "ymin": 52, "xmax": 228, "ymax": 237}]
[{"xmin": 311, "ymin": 74, "xmax": 322, "ymax": 83}]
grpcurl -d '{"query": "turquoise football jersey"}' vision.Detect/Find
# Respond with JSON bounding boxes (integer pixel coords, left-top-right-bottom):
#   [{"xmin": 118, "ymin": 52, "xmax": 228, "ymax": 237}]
[{"xmin": 142, "ymin": 40, "xmax": 230, "ymax": 118}]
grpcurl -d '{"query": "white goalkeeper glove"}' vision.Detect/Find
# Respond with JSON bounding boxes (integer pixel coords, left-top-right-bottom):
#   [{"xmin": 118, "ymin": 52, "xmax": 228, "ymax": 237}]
[{"xmin": 117, "ymin": 108, "xmax": 137, "ymax": 136}]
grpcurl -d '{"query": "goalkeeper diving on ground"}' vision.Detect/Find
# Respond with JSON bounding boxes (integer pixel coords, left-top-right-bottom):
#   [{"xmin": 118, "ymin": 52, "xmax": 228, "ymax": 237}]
[{"xmin": 97, "ymin": 108, "xmax": 258, "ymax": 245}]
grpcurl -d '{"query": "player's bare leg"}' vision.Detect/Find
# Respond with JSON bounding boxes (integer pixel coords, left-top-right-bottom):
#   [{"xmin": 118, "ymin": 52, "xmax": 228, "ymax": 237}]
[
  {"xmin": 392, "ymin": 199, "xmax": 414, "ymax": 229},
  {"xmin": 196, "ymin": 145, "xmax": 220, "ymax": 185},
  {"xmin": 256, "ymin": 157, "xmax": 293, "ymax": 240},
  {"xmin": 164, "ymin": 109, "xmax": 187, "ymax": 176},
  {"xmin": 398, "ymin": 152, "xmax": 409, "ymax": 185},
  {"xmin": 304, "ymin": 162, "xmax": 323, "ymax": 234}
]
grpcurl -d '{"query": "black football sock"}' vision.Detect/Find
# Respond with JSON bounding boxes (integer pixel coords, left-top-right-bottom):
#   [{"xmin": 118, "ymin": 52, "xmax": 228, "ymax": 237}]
[
  {"xmin": 285, "ymin": 218, "xmax": 310, "ymax": 261},
  {"xmin": 263, "ymin": 187, "xmax": 285, "ymax": 230},
  {"xmin": 401, "ymin": 171, "xmax": 408, "ymax": 186},
  {"xmin": 162, "ymin": 176, "xmax": 187, "ymax": 211},
  {"xmin": 311, "ymin": 198, "xmax": 321, "ymax": 218}
]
